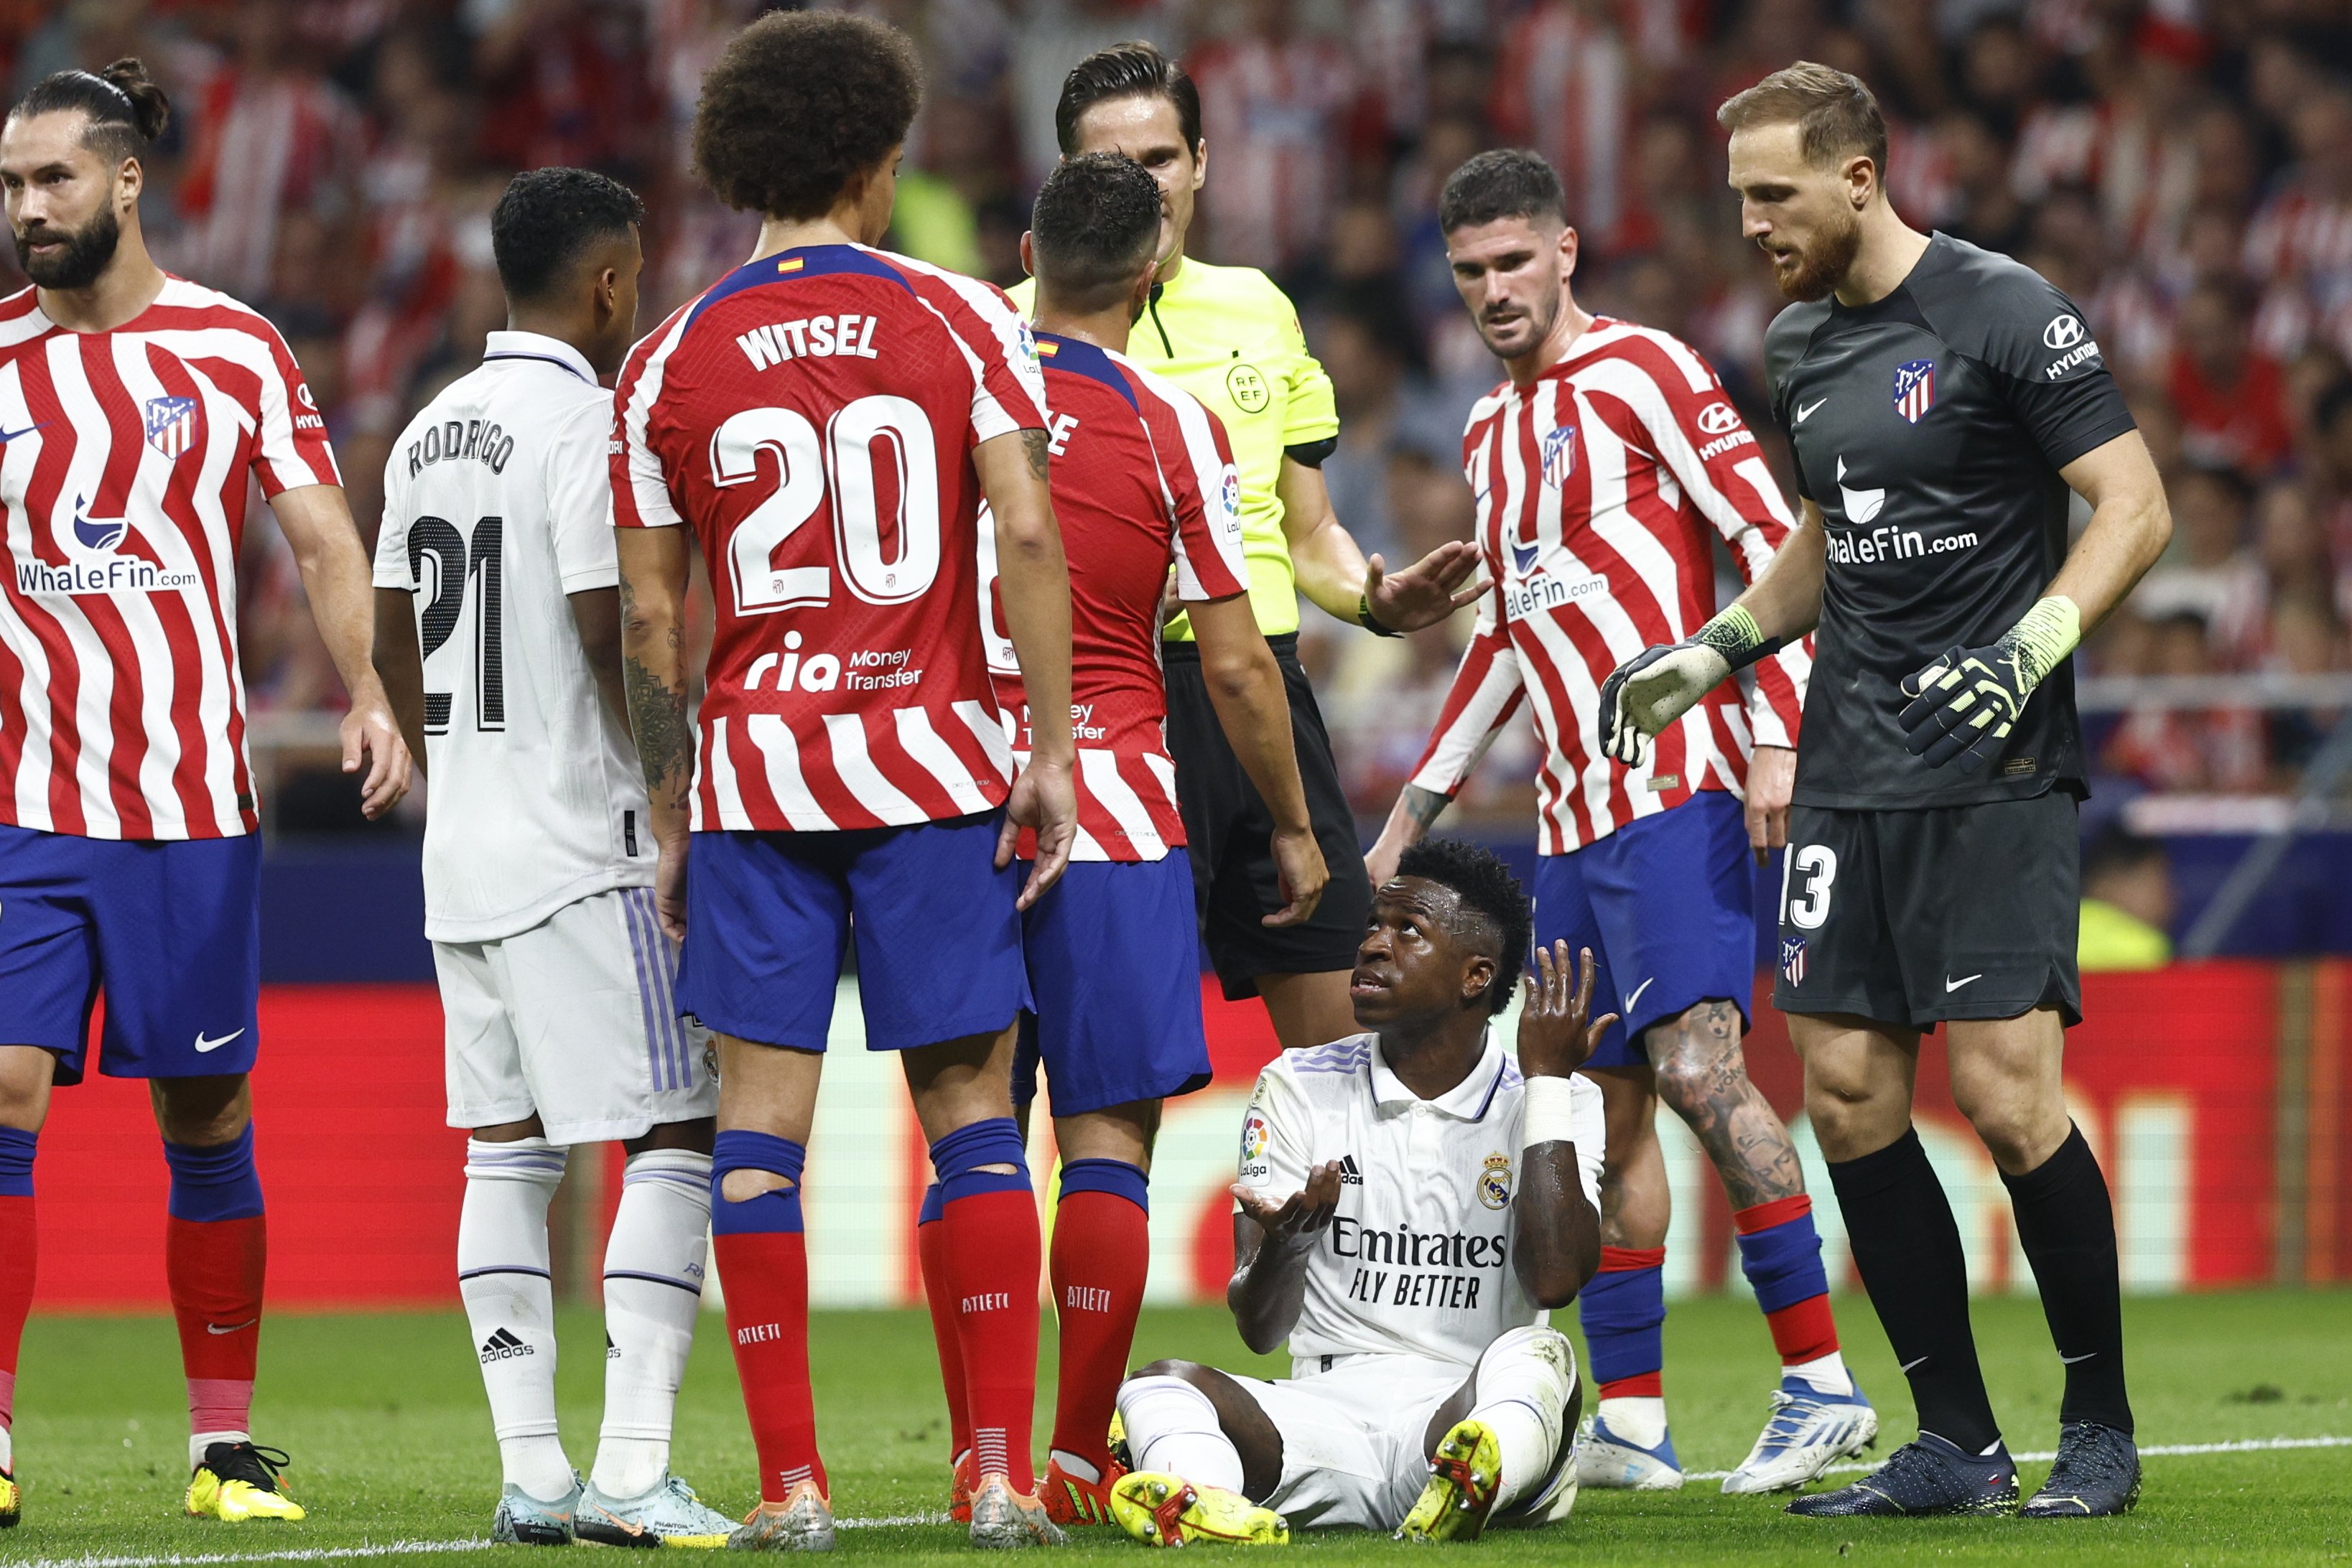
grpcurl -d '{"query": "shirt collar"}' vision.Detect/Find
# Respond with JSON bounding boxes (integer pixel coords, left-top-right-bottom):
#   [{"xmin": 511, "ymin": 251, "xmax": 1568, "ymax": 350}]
[
  {"xmin": 1368, "ymin": 1027, "xmax": 1515, "ymax": 1121},
  {"xmin": 481, "ymin": 330, "xmax": 595, "ymax": 384}
]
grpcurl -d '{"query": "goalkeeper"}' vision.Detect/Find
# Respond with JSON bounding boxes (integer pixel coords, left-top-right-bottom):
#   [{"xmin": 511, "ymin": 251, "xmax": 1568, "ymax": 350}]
[{"xmin": 1600, "ymin": 62, "xmax": 2173, "ymax": 1521}]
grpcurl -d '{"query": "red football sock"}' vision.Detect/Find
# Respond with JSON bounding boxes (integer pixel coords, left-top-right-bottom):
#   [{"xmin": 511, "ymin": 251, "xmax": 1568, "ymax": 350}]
[
  {"xmin": 1048, "ymin": 1187, "xmax": 1148, "ymax": 1475},
  {"xmin": 166, "ymin": 1215, "xmax": 264, "ymax": 1436},
  {"xmin": 0, "ymin": 1193, "xmax": 34, "ymax": 1437},
  {"xmin": 916, "ymin": 1198, "xmax": 972, "ymax": 1462},
  {"xmin": 714, "ymin": 1228, "xmax": 825, "ymax": 1503},
  {"xmin": 945, "ymin": 1187, "xmax": 1042, "ymax": 1492}
]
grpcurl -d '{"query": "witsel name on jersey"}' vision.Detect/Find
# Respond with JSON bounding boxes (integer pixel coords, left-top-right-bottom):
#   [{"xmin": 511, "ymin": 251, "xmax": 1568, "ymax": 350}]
[{"xmin": 735, "ymin": 314, "xmax": 883, "ymax": 370}]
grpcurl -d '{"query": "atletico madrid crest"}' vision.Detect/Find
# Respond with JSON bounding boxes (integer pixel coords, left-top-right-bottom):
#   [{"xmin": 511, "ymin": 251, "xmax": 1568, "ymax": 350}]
[
  {"xmin": 144, "ymin": 395, "xmax": 197, "ymax": 459},
  {"xmin": 1891, "ymin": 359, "xmax": 1936, "ymax": 424},
  {"xmin": 1540, "ymin": 424, "xmax": 1577, "ymax": 488},
  {"xmin": 1780, "ymin": 937, "xmax": 1808, "ymax": 987}
]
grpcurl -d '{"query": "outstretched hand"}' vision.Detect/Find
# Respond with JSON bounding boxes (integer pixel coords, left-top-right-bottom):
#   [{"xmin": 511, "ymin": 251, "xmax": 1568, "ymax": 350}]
[
  {"xmin": 1364, "ymin": 543, "xmax": 1486, "ymax": 633},
  {"xmin": 1233, "ymin": 1159, "xmax": 1345, "ymax": 1247},
  {"xmin": 1515, "ymin": 941, "xmax": 1617, "ymax": 1080}
]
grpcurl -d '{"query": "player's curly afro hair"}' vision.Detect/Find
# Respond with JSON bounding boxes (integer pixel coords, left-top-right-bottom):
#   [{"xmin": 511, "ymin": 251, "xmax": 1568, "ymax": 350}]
[
  {"xmin": 692, "ymin": 11, "xmax": 921, "ymax": 221},
  {"xmin": 1395, "ymin": 838, "xmax": 1531, "ymax": 1016}
]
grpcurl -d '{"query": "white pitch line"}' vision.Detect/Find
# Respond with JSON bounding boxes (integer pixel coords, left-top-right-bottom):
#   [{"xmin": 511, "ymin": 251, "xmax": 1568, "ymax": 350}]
[
  {"xmin": 1682, "ymin": 1431, "xmax": 2352, "ymax": 1483},
  {"xmin": 21, "ymin": 1438, "xmax": 2352, "ymax": 1568}
]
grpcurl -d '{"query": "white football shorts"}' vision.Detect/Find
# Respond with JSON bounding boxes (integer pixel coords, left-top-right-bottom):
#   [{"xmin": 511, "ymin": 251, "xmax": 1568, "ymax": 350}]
[
  {"xmin": 436, "ymin": 885, "xmax": 715, "ymax": 1143},
  {"xmin": 1234, "ymin": 1337, "xmax": 1579, "ymax": 1531}
]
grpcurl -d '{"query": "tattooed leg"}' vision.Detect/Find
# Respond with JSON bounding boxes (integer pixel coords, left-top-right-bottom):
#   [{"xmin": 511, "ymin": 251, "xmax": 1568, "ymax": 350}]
[
  {"xmin": 1586, "ymin": 1067, "xmax": 1669, "ymax": 1250},
  {"xmin": 1643, "ymin": 1000, "xmax": 1805, "ymax": 1208}
]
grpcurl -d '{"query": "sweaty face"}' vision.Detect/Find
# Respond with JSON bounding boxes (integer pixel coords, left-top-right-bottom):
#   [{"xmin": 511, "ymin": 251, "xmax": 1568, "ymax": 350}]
[
  {"xmin": 1445, "ymin": 215, "xmax": 1571, "ymax": 361},
  {"xmin": 1727, "ymin": 122, "xmax": 1863, "ymax": 303},
  {"xmin": 1069, "ymin": 95, "xmax": 1200, "ymax": 268},
  {"xmin": 0, "ymin": 111, "xmax": 127, "ymax": 291},
  {"xmin": 1350, "ymin": 877, "xmax": 1495, "ymax": 1029}
]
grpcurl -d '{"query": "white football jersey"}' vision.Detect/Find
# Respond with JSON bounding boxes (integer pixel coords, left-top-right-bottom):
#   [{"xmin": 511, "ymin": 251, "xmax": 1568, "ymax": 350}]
[
  {"xmin": 373, "ymin": 331, "xmax": 650, "ymax": 942},
  {"xmin": 1237, "ymin": 1030, "xmax": 1606, "ymax": 1375}
]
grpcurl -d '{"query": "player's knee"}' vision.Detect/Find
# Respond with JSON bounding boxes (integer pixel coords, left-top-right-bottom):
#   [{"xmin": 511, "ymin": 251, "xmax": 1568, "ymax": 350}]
[
  {"xmin": 1130, "ymin": 1358, "xmax": 1209, "ymax": 1386},
  {"xmin": 718, "ymin": 1167, "xmax": 796, "ymax": 1203},
  {"xmin": 1649, "ymin": 1050, "xmax": 1724, "ymax": 1118},
  {"xmin": 1956, "ymin": 1099, "xmax": 2063, "ymax": 1173}
]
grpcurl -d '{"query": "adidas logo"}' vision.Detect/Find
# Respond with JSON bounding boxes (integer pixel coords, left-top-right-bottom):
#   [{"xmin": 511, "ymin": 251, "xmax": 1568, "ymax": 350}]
[
  {"xmin": 1339, "ymin": 1154, "xmax": 1364, "ymax": 1187},
  {"xmin": 480, "ymin": 1327, "xmax": 534, "ymax": 1364},
  {"xmin": 607, "ymin": 1331, "xmax": 620, "ymax": 1362}
]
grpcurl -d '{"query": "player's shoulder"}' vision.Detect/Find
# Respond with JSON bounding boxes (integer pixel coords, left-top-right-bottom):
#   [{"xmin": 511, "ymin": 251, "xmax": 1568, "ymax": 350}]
[
  {"xmin": 864, "ymin": 246, "xmax": 1021, "ymax": 319},
  {"xmin": 1764, "ymin": 299, "xmax": 1836, "ymax": 398},
  {"xmin": 1576, "ymin": 317, "xmax": 1720, "ymax": 394},
  {"xmin": 149, "ymin": 275, "xmax": 280, "ymax": 332},
  {"xmin": 1111, "ymin": 346, "xmax": 1222, "ymax": 430},
  {"xmin": 1266, "ymin": 1033, "xmax": 1377, "ymax": 1100},
  {"xmin": 1179, "ymin": 258, "xmax": 1302, "ymax": 334},
  {"xmin": 1907, "ymin": 234, "xmax": 2088, "ymax": 372}
]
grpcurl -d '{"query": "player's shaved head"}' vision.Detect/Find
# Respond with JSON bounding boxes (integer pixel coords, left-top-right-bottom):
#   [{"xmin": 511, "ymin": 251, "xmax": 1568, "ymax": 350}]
[
  {"xmin": 692, "ymin": 11, "xmax": 921, "ymax": 220},
  {"xmin": 1028, "ymin": 154, "xmax": 1162, "ymax": 314}
]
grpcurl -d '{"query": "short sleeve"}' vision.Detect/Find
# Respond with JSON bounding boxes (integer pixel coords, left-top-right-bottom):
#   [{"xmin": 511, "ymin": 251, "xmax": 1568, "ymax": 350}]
[
  {"xmin": 1275, "ymin": 291, "xmax": 1339, "ymax": 447},
  {"xmin": 547, "ymin": 396, "xmax": 620, "ymax": 592},
  {"xmin": 1235, "ymin": 1063, "xmax": 1313, "ymax": 1205},
  {"xmin": 611, "ymin": 317, "xmax": 685, "ymax": 530},
  {"xmin": 1145, "ymin": 378, "xmax": 1247, "ymax": 602},
  {"xmin": 1966, "ymin": 271, "xmax": 2138, "ymax": 472},
  {"xmin": 906, "ymin": 267, "xmax": 1048, "ymax": 445},
  {"xmin": 251, "ymin": 319, "xmax": 342, "ymax": 495},
  {"xmin": 371, "ymin": 444, "xmax": 412, "ymax": 590}
]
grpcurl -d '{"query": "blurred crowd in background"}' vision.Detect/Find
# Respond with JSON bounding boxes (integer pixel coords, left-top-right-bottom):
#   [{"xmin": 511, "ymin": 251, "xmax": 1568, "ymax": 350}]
[{"xmin": 12, "ymin": 0, "xmax": 2352, "ymax": 831}]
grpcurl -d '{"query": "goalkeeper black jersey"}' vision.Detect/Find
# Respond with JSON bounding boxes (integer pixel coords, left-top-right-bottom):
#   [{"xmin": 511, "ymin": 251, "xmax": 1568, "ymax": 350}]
[{"xmin": 1763, "ymin": 233, "xmax": 2136, "ymax": 810}]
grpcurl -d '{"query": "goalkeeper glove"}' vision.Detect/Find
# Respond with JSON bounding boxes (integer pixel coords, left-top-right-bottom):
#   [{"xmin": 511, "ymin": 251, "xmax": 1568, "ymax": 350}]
[
  {"xmin": 1897, "ymin": 596, "xmax": 2080, "ymax": 771},
  {"xmin": 1599, "ymin": 605, "xmax": 1782, "ymax": 766}
]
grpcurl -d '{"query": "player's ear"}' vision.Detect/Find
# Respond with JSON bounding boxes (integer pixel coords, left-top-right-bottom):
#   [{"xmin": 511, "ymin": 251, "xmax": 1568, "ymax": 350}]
[
  {"xmin": 116, "ymin": 153, "xmax": 142, "ymax": 210},
  {"xmin": 1018, "ymin": 230, "xmax": 1036, "ymax": 281},
  {"xmin": 1462, "ymin": 953, "xmax": 1497, "ymax": 1006},
  {"xmin": 1190, "ymin": 138, "xmax": 1208, "ymax": 192},
  {"xmin": 1556, "ymin": 224, "xmax": 1579, "ymax": 281},
  {"xmin": 1844, "ymin": 154, "xmax": 1875, "ymax": 211}
]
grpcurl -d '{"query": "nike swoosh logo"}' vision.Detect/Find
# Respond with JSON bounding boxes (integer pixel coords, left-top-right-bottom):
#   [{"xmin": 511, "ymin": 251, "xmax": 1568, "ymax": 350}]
[
  {"xmin": 1899, "ymin": 1355, "xmax": 1929, "ymax": 1373},
  {"xmin": 1625, "ymin": 977, "xmax": 1655, "ymax": 1012},
  {"xmin": 1945, "ymin": 974, "xmax": 1982, "ymax": 993},
  {"xmin": 206, "ymin": 1319, "xmax": 256, "ymax": 1335},
  {"xmin": 1795, "ymin": 398, "xmax": 1827, "ymax": 423},
  {"xmin": 2059, "ymin": 1350, "xmax": 2097, "ymax": 1364},
  {"xmin": 194, "ymin": 1028, "xmax": 246, "ymax": 1053}
]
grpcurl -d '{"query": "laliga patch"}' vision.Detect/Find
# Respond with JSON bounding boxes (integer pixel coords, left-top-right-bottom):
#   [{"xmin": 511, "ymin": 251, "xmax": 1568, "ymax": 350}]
[
  {"xmin": 1540, "ymin": 424, "xmax": 1578, "ymax": 488},
  {"xmin": 1240, "ymin": 1111, "xmax": 1269, "ymax": 1165},
  {"xmin": 1479, "ymin": 1153, "xmax": 1512, "ymax": 1210},
  {"xmin": 1890, "ymin": 359, "xmax": 1936, "ymax": 424},
  {"xmin": 1780, "ymin": 937, "xmax": 1808, "ymax": 987}
]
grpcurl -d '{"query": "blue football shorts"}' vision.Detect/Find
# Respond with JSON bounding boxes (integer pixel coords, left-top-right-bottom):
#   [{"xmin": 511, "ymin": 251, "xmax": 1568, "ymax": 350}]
[{"xmin": 0, "ymin": 821, "xmax": 262, "ymax": 1083}]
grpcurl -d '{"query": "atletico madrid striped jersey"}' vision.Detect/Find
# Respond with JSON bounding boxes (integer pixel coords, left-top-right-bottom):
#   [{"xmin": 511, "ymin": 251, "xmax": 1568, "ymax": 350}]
[
  {"xmin": 613, "ymin": 244, "xmax": 1049, "ymax": 834},
  {"xmin": 983, "ymin": 332, "xmax": 1247, "ymax": 862},
  {"xmin": 1408, "ymin": 319, "xmax": 1811, "ymax": 854},
  {"xmin": 0, "ymin": 278, "xmax": 340, "ymax": 841}
]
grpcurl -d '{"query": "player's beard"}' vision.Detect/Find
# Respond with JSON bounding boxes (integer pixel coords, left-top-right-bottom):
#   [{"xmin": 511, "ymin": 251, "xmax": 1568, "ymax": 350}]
[
  {"xmin": 14, "ymin": 205, "xmax": 122, "ymax": 291},
  {"xmin": 1478, "ymin": 285, "xmax": 1561, "ymax": 360},
  {"xmin": 1772, "ymin": 207, "xmax": 1861, "ymax": 303}
]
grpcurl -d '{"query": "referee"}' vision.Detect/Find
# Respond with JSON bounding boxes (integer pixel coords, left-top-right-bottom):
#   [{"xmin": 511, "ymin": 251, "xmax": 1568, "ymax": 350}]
[
  {"xmin": 1601, "ymin": 64, "xmax": 2170, "ymax": 1519},
  {"xmin": 1011, "ymin": 42, "xmax": 1482, "ymax": 1051}
]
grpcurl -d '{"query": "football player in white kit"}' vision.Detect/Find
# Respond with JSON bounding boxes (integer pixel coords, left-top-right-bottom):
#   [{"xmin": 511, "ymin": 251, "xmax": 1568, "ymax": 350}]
[
  {"xmin": 372, "ymin": 169, "xmax": 730, "ymax": 1548},
  {"xmin": 1109, "ymin": 839, "xmax": 1610, "ymax": 1544}
]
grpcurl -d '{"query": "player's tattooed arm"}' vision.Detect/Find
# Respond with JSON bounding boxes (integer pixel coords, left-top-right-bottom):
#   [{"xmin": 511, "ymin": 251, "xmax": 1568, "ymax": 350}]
[
  {"xmin": 1647, "ymin": 1001, "xmax": 1806, "ymax": 1208},
  {"xmin": 1020, "ymin": 426, "xmax": 1051, "ymax": 483},
  {"xmin": 616, "ymin": 528, "xmax": 697, "ymax": 937},
  {"xmin": 1228, "ymin": 1160, "xmax": 1344, "ymax": 1355}
]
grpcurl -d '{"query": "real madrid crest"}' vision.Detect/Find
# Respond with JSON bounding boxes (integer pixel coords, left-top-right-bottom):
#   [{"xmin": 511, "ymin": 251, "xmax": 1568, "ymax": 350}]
[{"xmin": 1479, "ymin": 1152, "xmax": 1512, "ymax": 1210}]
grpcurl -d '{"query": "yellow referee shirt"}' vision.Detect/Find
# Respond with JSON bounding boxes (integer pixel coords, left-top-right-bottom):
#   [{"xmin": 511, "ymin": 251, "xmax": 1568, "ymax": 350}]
[{"xmin": 1010, "ymin": 257, "xmax": 1339, "ymax": 639}]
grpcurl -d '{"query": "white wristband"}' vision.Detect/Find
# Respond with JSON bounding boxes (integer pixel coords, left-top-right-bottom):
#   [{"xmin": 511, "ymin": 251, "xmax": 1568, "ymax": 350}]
[{"xmin": 1521, "ymin": 1074, "xmax": 1580, "ymax": 1153}]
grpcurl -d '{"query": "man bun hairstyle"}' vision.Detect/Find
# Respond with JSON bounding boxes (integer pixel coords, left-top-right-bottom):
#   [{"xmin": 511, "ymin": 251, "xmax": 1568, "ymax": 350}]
[
  {"xmin": 1396, "ymin": 838, "xmax": 1532, "ymax": 1016},
  {"xmin": 1029, "ymin": 152, "xmax": 1162, "ymax": 311},
  {"xmin": 692, "ymin": 11, "xmax": 921, "ymax": 220},
  {"xmin": 11, "ymin": 58, "xmax": 171, "ymax": 164},
  {"xmin": 491, "ymin": 167, "xmax": 644, "ymax": 304},
  {"xmin": 1056, "ymin": 41, "xmax": 1202, "ymax": 157},
  {"xmin": 1438, "ymin": 149, "xmax": 1566, "ymax": 235},
  {"xmin": 1716, "ymin": 60, "xmax": 1889, "ymax": 179}
]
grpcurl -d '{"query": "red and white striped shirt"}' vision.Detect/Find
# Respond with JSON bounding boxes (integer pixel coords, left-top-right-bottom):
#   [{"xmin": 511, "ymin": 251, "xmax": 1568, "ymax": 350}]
[
  {"xmin": 613, "ymin": 243, "xmax": 1048, "ymax": 834},
  {"xmin": 0, "ymin": 278, "xmax": 340, "ymax": 840},
  {"xmin": 984, "ymin": 332, "xmax": 1247, "ymax": 862},
  {"xmin": 1408, "ymin": 319, "xmax": 1809, "ymax": 855}
]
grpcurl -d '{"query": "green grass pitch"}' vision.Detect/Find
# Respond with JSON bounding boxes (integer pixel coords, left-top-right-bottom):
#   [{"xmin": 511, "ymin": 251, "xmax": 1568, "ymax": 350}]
[{"xmin": 4, "ymin": 1290, "xmax": 2349, "ymax": 1564}]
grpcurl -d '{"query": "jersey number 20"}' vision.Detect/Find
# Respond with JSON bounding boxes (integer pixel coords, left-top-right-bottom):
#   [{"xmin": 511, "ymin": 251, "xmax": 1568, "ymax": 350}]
[{"xmin": 712, "ymin": 396, "xmax": 941, "ymax": 615}]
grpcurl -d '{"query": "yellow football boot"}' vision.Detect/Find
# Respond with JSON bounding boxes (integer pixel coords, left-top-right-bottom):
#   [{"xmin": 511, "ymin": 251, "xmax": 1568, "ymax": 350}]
[
  {"xmin": 1395, "ymin": 1418, "xmax": 1502, "ymax": 1544},
  {"xmin": 185, "ymin": 1441, "xmax": 305, "ymax": 1522},
  {"xmin": 0, "ymin": 1465, "xmax": 19, "ymax": 1528},
  {"xmin": 1108, "ymin": 1472, "xmax": 1288, "ymax": 1547}
]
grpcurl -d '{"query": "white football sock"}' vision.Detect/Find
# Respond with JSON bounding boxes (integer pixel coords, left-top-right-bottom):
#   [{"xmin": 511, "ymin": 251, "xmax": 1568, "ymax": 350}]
[
  {"xmin": 0, "ymin": 1421, "xmax": 11, "ymax": 1472},
  {"xmin": 1115, "ymin": 1375, "xmax": 1245, "ymax": 1493},
  {"xmin": 1595, "ymin": 1394, "xmax": 1668, "ymax": 1450},
  {"xmin": 592, "ymin": 1148, "xmax": 712, "ymax": 1499},
  {"xmin": 189, "ymin": 1429, "xmax": 251, "ymax": 1472},
  {"xmin": 1049, "ymin": 1449, "xmax": 1101, "ymax": 1484},
  {"xmin": 459, "ymin": 1137, "xmax": 573, "ymax": 1503},
  {"xmin": 1469, "ymin": 1326, "xmax": 1578, "ymax": 1512},
  {"xmin": 1784, "ymin": 1350, "xmax": 1852, "ymax": 1396}
]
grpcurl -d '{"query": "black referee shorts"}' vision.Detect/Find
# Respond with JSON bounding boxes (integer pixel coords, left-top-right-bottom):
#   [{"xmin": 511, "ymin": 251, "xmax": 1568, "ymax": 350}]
[
  {"xmin": 1771, "ymin": 791, "xmax": 2082, "ymax": 1031},
  {"xmin": 1161, "ymin": 633, "xmax": 1375, "ymax": 1000}
]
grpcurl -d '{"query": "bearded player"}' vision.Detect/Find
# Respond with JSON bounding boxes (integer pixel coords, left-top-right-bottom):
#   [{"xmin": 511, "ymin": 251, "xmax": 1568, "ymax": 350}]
[
  {"xmin": 1366, "ymin": 149, "xmax": 1871, "ymax": 1494},
  {"xmin": 921, "ymin": 152, "xmax": 1327, "ymax": 1529},
  {"xmin": 1107, "ymin": 841, "xmax": 1604, "ymax": 1546},
  {"xmin": 0, "ymin": 62, "xmax": 410, "ymax": 1526},
  {"xmin": 1605, "ymin": 64, "xmax": 2167, "ymax": 1517},
  {"xmin": 613, "ymin": 12, "xmax": 1078, "ymax": 1549}
]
